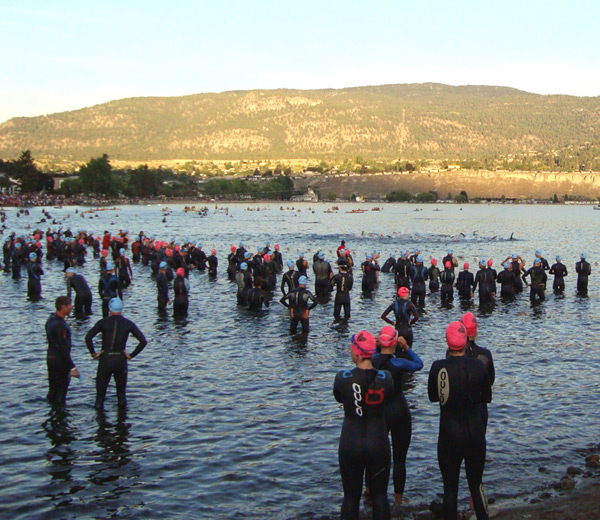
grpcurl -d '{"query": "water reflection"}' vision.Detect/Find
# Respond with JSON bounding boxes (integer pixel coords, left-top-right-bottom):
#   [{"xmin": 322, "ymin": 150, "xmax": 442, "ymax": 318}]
[{"xmin": 43, "ymin": 408, "xmax": 77, "ymax": 483}]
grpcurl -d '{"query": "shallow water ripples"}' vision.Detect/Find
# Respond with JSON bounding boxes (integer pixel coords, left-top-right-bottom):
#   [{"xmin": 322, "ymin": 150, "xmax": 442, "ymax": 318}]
[{"xmin": 0, "ymin": 203, "xmax": 599, "ymax": 518}]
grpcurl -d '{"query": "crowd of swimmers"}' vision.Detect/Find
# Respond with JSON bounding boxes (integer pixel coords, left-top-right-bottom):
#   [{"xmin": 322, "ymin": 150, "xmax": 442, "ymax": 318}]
[{"xmin": 1, "ymin": 223, "xmax": 594, "ymax": 519}]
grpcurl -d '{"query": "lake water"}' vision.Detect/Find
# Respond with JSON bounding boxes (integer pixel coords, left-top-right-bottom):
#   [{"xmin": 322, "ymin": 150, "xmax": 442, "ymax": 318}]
[{"xmin": 1, "ymin": 202, "xmax": 599, "ymax": 519}]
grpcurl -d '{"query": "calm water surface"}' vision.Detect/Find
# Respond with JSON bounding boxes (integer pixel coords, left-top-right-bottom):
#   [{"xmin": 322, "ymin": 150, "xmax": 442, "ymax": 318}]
[{"xmin": 0, "ymin": 202, "xmax": 599, "ymax": 519}]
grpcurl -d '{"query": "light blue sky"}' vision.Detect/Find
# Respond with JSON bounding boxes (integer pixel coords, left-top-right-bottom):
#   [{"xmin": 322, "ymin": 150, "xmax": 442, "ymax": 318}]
[{"xmin": 1, "ymin": 0, "xmax": 599, "ymax": 123}]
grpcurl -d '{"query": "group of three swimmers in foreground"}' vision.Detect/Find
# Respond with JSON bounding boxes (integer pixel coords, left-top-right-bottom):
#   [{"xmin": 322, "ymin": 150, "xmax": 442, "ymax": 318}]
[{"xmin": 334, "ymin": 313, "xmax": 493, "ymax": 520}]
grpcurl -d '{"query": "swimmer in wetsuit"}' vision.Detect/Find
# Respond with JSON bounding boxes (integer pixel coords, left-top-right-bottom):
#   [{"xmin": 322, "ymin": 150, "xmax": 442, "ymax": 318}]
[
  {"xmin": 381, "ymin": 287, "xmax": 419, "ymax": 348},
  {"xmin": 428, "ymin": 258, "xmax": 441, "ymax": 292},
  {"xmin": 522, "ymin": 258, "xmax": 547, "ymax": 302},
  {"xmin": 279, "ymin": 275, "xmax": 317, "ymax": 333},
  {"xmin": 332, "ymin": 263, "xmax": 353, "ymax": 319},
  {"xmin": 440, "ymin": 261, "xmax": 455, "ymax": 302},
  {"xmin": 334, "ymin": 330, "xmax": 393, "ymax": 520},
  {"xmin": 98, "ymin": 261, "xmax": 122, "ymax": 318},
  {"xmin": 361, "ymin": 253, "xmax": 379, "ymax": 293},
  {"xmin": 173, "ymin": 267, "xmax": 190, "ymax": 316},
  {"xmin": 496, "ymin": 262, "xmax": 517, "ymax": 299},
  {"xmin": 280, "ymin": 260, "xmax": 299, "ymax": 296},
  {"xmin": 156, "ymin": 261, "xmax": 171, "ymax": 313},
  {"xmin": 575, "ymin": 253, "xmax": 591, "ymax": 296},
  {"xmin": 428, "ymin": 321, "xmax": 492, "ymax": 520},
  {"xmin": 27, "ymin": 251, "xmax": 44, "ymax": 301},
  {"xmin": 45, "ymin": 296, "xmax": 80, "ymax": 406},
  {"xmin": 85, "ymin": 297, "xmax": 147, "ymax": 409},
  {"xmin": 548, "ymin": 255, "xmax": 568, "ymax": 293},
  {"xmin": 456, "ymin": 262, "xmax": 474, "ymax": 300},
  {"xmin": 65, "ymin": 267, "xmax": 93, "ymax": 314},
  {"xmin": 410, "ymin": 255, "xmax": 428, "ymax": 307},
  {"xmin": 372, "ymin": 327, "xmax": 423, "ymax": 508}
]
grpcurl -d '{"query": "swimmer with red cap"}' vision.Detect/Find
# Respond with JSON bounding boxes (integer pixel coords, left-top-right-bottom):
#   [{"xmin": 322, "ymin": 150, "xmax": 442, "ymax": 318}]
[
  {"xmin": 173, "ymin": 267, "xmax": 190, "ymax": 317},
  {"xmin": 372, "ymin": 326, "xmax": 423, "ymax": 508},
  {"xmin": 428, "ymin": 322, "xmax": 492, "ymax": 520},
  {"xmin": 428, "ymin": 258, "xmax": 441, "ymax": 292},
  {"xmin": 440, "ymin": 261, "xmax": 455, "ymax": 302},
  {"xmin": 381, "ymin": 286, "xmax": 419, "ymax": 348},
  {"xmin": 334, "ymin": 330, "xmax": 393, "ymax": 520},
  {"xmin": 456, "ymin": 262, "xmax": 475, "ymax": 300}
]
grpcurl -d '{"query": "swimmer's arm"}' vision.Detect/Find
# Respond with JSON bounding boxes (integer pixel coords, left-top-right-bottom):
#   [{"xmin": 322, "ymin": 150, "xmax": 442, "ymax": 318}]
[
  {"xmin": 127, "ymin": 324, "xmax": 147, "ymax": 358},
  {"xmin": 85, "ymin": 321, "xmax": 103, "ymax": 356},
  {"xmin": 381, "ymin": 306, "xmax": 394, "ymax": 325},
  {"xmin": 279, "ymin": 294, "xmax": 290, "ymax": 308},
  {"xmin": 427, "ymin": 363, "xmax": 440, "ymax": 402}
]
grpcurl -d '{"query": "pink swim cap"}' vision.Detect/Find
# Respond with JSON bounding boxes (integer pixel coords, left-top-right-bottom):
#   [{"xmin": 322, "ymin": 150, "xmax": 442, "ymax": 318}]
[
  {"xmin": 487, "ymin": 259, "xmax": 493, "ymax": 267},
  {"xmin": 166, "ymin": 249, "xmax": 173, "ymax": 257},
  {"xmin": 154, "ymin": 243, "xmax": 160, "ymax": 251},
  {"xmin": 46, "ymin": 236, "xmax": 53, "ymax": 242},
  {"xmin": 274, "ymin": 244, "xmax": 280, "ymax": 250},
  {"xmin": 378, "ymin": 326, "xmax": 398, "ymax": 347},
  {"xmin": 446, "ymin": 321, "xmax": 468, "ymax": 350},
  {"xmin": 398, "ymin": 286, "xmax": 410, "ymax": 298},
  {"xmin": 101, "ymin": 249, "xmax": 108, "ymax": 257},
  {"xmin": 445, "ymin": 261, "xmax": 451, "ymax": 269},
  {"xmin": 431, "ymin": 258, "xmax": 437, "ymax": 266},
  {"xmin": 176, "ymin": 267, "xmax": 185, "ymax": 277},
  {"xmin": 230, "ymin": 245, "xmax": 236, "ymax": 252},
  {"xmin": 350, "ymin": 331, "xmax": 377, "ymax": 359},
  {"xmin": 211, "ymin": 249, "xmax": 216, "ymax": 255},
  {"xmin": 78, "ymin": 239, "xmax": 84, "ymax": 245},
  {"xmin": 263, "ymin": 254, "xmax": 270, "ymax": 262},
  {"xmin": 464, "ymin": 262, "xmax": 469, "ymax": 270},
  {"xmin": 460, "ymin": 312, "xmax": 477, "ymax": 337}
]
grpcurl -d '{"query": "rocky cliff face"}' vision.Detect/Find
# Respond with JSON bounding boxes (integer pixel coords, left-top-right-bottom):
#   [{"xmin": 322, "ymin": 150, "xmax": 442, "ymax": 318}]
[{"xmin": 294, "ymin": 170, "xmax": 600, "ymax": 200}]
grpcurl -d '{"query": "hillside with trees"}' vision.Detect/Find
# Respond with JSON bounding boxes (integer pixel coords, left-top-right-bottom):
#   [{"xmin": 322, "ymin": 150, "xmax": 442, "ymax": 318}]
[{"xmin": 1, "ymin": 83, "xmax": 600, "ymax": 164}]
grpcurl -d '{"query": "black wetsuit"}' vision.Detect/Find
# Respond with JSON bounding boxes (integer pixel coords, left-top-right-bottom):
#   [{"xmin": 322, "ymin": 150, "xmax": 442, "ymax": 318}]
[
  {"xmin": 173, "ymin": 276, "xmax": 189, "ymax": 316},
  {"xmin": 466, "ymin": 340, "xmax": 495, "ymax": 432},
  {"xmin": 410, "ymin": 265, "xmax": 428, "ymax": 307},
  {"xmin": 334, "ymin": 367, "xmax": 393, "ymax": 520},
  {"xmin": 428, "ymin": 265, "xmax": 441, "ymax": 292},
  {"xmin": 549, "ymin": 262, "xmax": 568, "ymax": 292},
  {"xmin": 27, "ymin": 261, "xmax": 43, "ymax": 300},
  {"xmin": 45, "ymin": 313, "xmax": 75, "ymax": 406},
  {"xmin": 393, "ymin": 258, "xmax": 411, "ymax": 289},
  {"xmin": 381, "ymin": 257, "xmax": 396, "ymax": 273},
  {"xmin": 116, "ymin": 256, "xmax": 132, "ymax": 288},
  {"xmin": 474, "ymin": 268, "xmax": 496, "ymax": 304},
  {"xmin": 575, "ymin": 259, "xmax": 591, "ymax": 295},
  {"xmin": 313, "ymin": 258, "xmax": 333, "ymax": 296},
  {"xmin": 85, "ymin": 315, "xmax": 147, "ymax": 409},
  {"xmin": 280, "ymin": 287, "xmax": 317, "ymax": 333},
  {"xmin": 227, "ymin": 253, "xmax": 239, "ymax": 279},
  {"xmin": 496, "ymin": 268, "xmax": 517, "ymax": 298},
  {"xmin": 235, "ymin": 270, "xmax": 253, "ymax": 305},
  {"xmin": 98, "ymin": 272, "xmax": 122, "ymax": 318},
  {"xmin": 246, "ymin": 286, "xmax": 270, "ymax": 311},
  {"xmin": 522, "ymin": 266, "xmax": 548, "ymax": 302},
  {"xmin": 207, "ymin": 254, "xmax": 218, "ymax": 277},
  {"xmin": 332, "ymin": 271, "xmax": 353, "ymax": 319},
  {"xmin": 156, "ymin": 271, "xmax": 170, "ymax": 312},
  {"xmin": 372, "ymin": 350, "xmax": 423, "ymax": 497},
  {"xmin": 511, "ymin": 260, "xmax": 524, "ymax": 293},
  {"xmin": 383, "ymin": 298, "xmax": 417, "ymax": 348},
  {"xmin": 440, "ymin": 269, "xmax": 455, "ymax": 302},
  {"xmin": 428, "ymin": 356, "xmax": 492, "ymax": 520},
  {"xmin": 67, "ymin": 274, "xmax": 93, "ymax": 314},
  {"xmin": 456, "ymin": 271, "xmax": 474, "ymax": 299},
  {"xmin": 280, "ymin": 270, "xmax": 299, "ymax": 296},
  {"xmin": 361, "ymin": 260, "xmax": 379, "ymax": 293}
]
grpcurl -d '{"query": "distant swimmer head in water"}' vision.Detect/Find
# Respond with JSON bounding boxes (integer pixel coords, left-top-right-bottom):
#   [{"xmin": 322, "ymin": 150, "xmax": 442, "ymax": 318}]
[
  {"xmin": 398, "ymin": 286, "xmax": 410, "ymax": 299},
  {"xmin": 109, "ymin": 297, "xmax": 123, "ymax": 314},
  {"xmin": 350, "ymin": 330, "xmax": 376, "ymax": 359},
  {"xmin": 377, "ymin": 325, "xmax": 398, "ymax": 348},
  {"xmin": 446, "ymin": 321, "xmax": 468, "ymax": 351},
  {"xmin": 460, "ymin": 312, "xmax": 477, "ymax": 338}
]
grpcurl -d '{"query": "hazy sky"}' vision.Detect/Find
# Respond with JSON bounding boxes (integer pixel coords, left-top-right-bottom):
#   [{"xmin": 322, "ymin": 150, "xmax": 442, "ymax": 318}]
[{"xmin": 1, "ymin": 0, "xmax": 599, "ymax": 123}]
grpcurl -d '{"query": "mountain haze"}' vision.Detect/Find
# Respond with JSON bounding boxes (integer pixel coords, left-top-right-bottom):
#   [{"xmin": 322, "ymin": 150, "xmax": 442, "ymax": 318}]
[{"xmin": 1, "ymin": 83, "xmax": 599, "ymax": 162}]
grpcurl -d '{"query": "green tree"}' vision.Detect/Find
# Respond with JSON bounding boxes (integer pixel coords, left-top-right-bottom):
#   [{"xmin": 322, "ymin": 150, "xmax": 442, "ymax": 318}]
[
  {"xmin": 386, "ymin": 190, "xmax": 412, "ymax": 202},
  {"xmin": 12, "ymin": 150, "xmax": 48, "ymax": 193},
  {"xmin": 326, "ymin": 192, "xmax": 337, "ymax": 201},
  {"xmin": 553, "ymin": 193, "xmax": 559, "ymax": 204},
  {"xmin": 79, "ymin": 154, "xmax": 115, "ymax": 194}
]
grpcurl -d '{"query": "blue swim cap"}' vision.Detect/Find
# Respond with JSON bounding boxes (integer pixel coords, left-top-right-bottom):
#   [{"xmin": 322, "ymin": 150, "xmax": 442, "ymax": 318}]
[
  {"xmin": 416, "ymin": 254, "xmax": 423, "ymax": 263},
  {"xmin": 556, "ymin": 255, "xmax": 562, "ymax": 262},
  {"xmin": 318, "ymin": 251, "xmax": 325, "ymax": 259},
  {"xmin": 266, "ymin": 241, "xmax": 270, "ymax": 246},
  {"xmin": 159, "ymin": 261, "xmax": 167, "ymax": 269},
  {"xmin": 533, "ymin": 258, "xmax": 541, "ymax": 265},
  {"xmin": 366, "ymin": 253, "xmax": 373, "ymax": 259},
  {"xmin": 298, "ymin": 275, "xmax": 308, "ymax": 285},
  {"xmin": 15, "ymin": 242, "xmax": 21, "ymax": 248},
  {"xmin": 29, "ymin": 252, "xmax": 37, "ymax": 260},
  {"xmin": 299, "ymin": 252, "xmax": 305, "ymax": 258},
  {"xmin": 447, "ymin": 249, "xmax": 454, "ymax": 254},
  {"xmin": 512, "ymin": 253, "xmax": 518, "ymax": 259},
  {"xmin": 197, "ymin": 243, "xmax": 203, "ymax": 248},
  {"xmin": 239, "ymin": 241, "xmax": 244, "ymax": 247},
  {"xmin": 535, "ymin": 249, "xmax": 541, "ymax": 255},
  {"xmin": 391, "ymin": 253, "xmax": 396, "ymax": 258},
  {"xmin": 479, "ymin": 259, "xmax": 486, "ymax": 267},
  {"xmin": 108, "ymin": 297, "xmax": 123, "ymax": 313},
  {"xmin": 240, "ymin": 262, "xmax": 248, "ymax": 270},
  {"xmin": 244, "ymin": 251, "xmax": 251, "ymax": 259},
  {"xmin": 106, "ymin": 261, "xmax": 115, "ymax": 270},
  {"xmin": 581, "ymin": 252, "xmax": 587, "ymax": 259},
  {"xmin": 66, "ymin": 267, "xmax": 76, "ymax": 274},
  {"xmin": 287, "ymin": 259, "xmax": 295, "ymax": 268},
  {"xmin": 504, "ymin": 262, "xmax": 510, "ymax": 269},
  {"xmin": 119, "ymin": 248, "xmax": 125, "ymax": 255}
]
